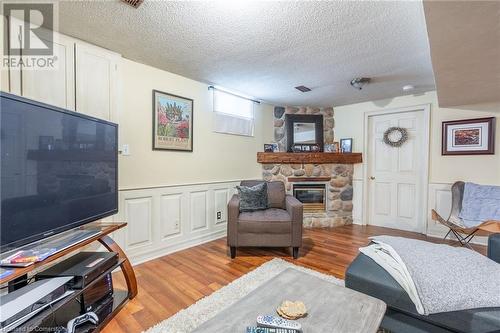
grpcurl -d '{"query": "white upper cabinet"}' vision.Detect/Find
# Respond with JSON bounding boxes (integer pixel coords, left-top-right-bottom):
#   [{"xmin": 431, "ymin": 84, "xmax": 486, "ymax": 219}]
[
  {"xmin": 75, "ymin": 42, "xmax": 120, "ymax": 121},
  {"xmin": 1, "ymin": 16, "xmax": 10, "ymax": 92},
  {"xmin": 21, "ymin": 33, "xmax": 75, "ymax": 110},
  {"xmin": 1, "ymin": 15, "xmax": 120, "ymax": 121}
]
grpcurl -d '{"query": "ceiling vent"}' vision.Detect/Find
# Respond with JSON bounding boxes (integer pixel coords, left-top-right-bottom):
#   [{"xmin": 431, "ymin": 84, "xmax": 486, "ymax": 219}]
[
  {"xmin": 350, "ymin": 77, "xmax": 371, "ymax": 90},
  {"xmin": 121, "ymin": 0, "xmax": 144, "ymax": 8},
  {"xmin": 295, "ymin": 85, "xmax": 311, "ymax": 93}
]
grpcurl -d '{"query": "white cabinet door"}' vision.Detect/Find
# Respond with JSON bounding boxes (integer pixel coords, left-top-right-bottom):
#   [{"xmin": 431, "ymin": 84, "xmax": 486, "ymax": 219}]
[
  {"xmin": 4, "ymin": 16, "xmax": 22, "ymax": 95},
  {"xmin": 1, "ymin": 15, "xmax": 10, "ymax": 92},
  {"xmin": 21, "ymin": 34, "xmax": 75, "ymax": 110},
  {"xmin": 3, "ymin": 17, "xmax": 75, "ymax": 109},
  {"xmin": 75, "ymin": 42, "xmax": 120, "ymax": 121}
]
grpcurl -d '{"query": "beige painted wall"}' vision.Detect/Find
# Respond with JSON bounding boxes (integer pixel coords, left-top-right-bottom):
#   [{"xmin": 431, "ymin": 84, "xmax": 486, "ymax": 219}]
[
  {"xmin": 118, "ymin": 58, "xmax": 273, "ymax": 190},
  {"xmin": 334, "ymin": 91, "xmax": 500, "ymax": 185}
]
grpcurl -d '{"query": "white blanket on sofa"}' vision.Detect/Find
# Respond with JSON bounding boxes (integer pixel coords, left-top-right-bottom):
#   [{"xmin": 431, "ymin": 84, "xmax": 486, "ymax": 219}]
[{"xmin": 360, "ymin": 235, "xmax": 500, "ymax": 315}]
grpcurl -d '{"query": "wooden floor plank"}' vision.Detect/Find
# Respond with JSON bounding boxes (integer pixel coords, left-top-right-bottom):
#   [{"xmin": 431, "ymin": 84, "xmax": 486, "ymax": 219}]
[{"xmin": 105, "ymin": 225, "xmax": 487, "ymax": 333}]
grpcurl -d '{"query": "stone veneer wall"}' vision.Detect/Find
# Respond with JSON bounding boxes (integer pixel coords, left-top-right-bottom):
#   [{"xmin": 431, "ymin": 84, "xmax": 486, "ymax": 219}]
[
  {"xmin": 262, "ymin": 106, "xmax": 353, "ymax": 228},
  {"xmin": 273, "ymin": 106, "xmax": 334, "ymax": 152}
]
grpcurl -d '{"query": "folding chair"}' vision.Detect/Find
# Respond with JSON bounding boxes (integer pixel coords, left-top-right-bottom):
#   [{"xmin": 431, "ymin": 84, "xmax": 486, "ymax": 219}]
[{"xmin": 431, "ymin": 181, "xmax": 492, "ymax": 249}]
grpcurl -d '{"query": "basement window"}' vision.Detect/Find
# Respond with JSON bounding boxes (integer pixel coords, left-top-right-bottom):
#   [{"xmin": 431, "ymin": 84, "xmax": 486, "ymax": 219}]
[{"xmin": 212, "ymin": 88, "xmax": 255, "ymax": 137}]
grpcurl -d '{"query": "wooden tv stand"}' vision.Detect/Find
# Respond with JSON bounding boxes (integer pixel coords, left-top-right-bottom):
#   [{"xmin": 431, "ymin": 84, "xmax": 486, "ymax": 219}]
[{"xmin": 1, "ymin": 222, "xmax": 137, "ymax": 332}]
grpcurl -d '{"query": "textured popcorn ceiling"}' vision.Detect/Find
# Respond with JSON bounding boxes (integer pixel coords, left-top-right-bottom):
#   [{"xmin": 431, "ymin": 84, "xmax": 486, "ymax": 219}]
[{"xmin": 58, "ymin": 1, "xmax": 435, "ymax": 106}]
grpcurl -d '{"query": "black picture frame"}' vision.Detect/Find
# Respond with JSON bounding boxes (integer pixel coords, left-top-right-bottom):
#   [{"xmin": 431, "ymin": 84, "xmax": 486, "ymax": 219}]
[
  {"xmin": 285, "ymin": 114, "xmax": 324, "ymax": 152},
  {"xmin": 264, "ymin": 143, "xmax": 277, "ymax": 152},
  {"xmin": 152, "ymin": 90, "xmax": 194, "ymax": 152},
  {"xmin": 340, "ymin": 138, "xmax": 353, "ymax": 153}
]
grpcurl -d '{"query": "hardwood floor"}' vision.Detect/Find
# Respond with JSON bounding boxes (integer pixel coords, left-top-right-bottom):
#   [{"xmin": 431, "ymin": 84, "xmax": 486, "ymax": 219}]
[{"xmin": 104, "ymin": 225, "xmax": 486, "ymax": 333}]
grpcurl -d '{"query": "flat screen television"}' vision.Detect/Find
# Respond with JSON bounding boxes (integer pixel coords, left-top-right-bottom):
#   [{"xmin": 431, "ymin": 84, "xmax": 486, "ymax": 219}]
[{"xmin": 0, "ymin": 92, "xmax": 118, "ymax": 252}]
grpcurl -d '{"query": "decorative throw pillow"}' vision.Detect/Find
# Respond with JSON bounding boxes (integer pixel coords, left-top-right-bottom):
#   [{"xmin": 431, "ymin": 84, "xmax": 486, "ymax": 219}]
[{"xmin": 237, "ymin": 182, "xmax": 269, "ymax": 212}]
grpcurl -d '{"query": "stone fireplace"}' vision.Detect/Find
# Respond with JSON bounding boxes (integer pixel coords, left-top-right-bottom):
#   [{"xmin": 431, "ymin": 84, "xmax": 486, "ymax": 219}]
[
  {"xmin": 256, "ymin": 105, "xmax": 362, "ymax": 228},
  {"xmin": 261, "ymin": 161, "xmax": 355, "ymax": 227}
]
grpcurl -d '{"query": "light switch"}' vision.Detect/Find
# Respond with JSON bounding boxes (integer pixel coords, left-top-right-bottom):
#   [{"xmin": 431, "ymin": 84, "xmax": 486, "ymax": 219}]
[{"xmin": 121, "ymin": 144, "xmax": 130, "ymax": 156}]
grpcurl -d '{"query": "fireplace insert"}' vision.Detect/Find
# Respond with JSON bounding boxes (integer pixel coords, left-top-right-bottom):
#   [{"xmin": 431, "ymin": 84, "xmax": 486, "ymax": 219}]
[{"xmin": 293, "ymin": 184, "xmax": 326, "ymax": 212}]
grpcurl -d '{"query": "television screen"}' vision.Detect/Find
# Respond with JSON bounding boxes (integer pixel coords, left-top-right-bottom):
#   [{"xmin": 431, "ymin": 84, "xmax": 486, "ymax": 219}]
[{"xmin": 1, "ymin": 93, "xmax": 118, "ymax": 251}]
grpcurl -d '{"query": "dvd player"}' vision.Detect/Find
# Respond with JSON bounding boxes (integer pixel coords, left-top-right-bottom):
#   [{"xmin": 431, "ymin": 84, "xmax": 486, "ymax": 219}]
[
  {"xmin": 0, "ymin": 276, "xmax": 73, "ymax": 331},
  {"xmin": 36, "ymin": 252, "xmax": 118, "ymax": 289}
]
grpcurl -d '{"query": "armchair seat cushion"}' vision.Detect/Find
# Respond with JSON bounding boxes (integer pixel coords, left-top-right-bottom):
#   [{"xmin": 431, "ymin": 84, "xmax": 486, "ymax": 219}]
[{"xmin": 238, "ymin": 208, "xmax": 291, "ymax": 234}]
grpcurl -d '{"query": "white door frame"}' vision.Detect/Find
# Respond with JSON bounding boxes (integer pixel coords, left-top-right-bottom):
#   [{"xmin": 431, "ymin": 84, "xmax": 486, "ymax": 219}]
[{"xmin": 362, "ymin": 104, "xmax": 431, "ymax": 234}]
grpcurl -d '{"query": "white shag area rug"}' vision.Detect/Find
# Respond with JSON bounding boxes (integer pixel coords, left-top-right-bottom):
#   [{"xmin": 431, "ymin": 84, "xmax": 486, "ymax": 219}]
[{"xmin": 145, "ymin": 258, "xmax": 344, "ymax": 333}]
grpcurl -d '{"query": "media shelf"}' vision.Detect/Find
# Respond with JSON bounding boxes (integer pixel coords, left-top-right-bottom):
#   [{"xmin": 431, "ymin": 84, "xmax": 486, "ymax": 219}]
[
  {"xmin": 27, "ymin": 150, "xmax": 115, "ymax": 162},
  {"xmin": 0, "ymin": 222, "xmax": 137, "ymax": 332}
]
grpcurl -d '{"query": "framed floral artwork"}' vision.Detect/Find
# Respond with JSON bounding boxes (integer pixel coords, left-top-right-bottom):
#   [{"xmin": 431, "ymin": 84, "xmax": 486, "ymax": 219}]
[
  {"xmin": 442, "ymin": 117, "xmax": 495, "ymax": 155},
  {"xmin": 152, "ymin": 90, "xmax": 193, "ymax": 151}
]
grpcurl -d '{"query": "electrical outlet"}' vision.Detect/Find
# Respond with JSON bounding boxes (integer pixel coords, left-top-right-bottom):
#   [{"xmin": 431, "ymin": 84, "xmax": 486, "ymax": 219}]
[{"xmin": 217, "ymin": 211, "xmax": 222, "ymax": 220}]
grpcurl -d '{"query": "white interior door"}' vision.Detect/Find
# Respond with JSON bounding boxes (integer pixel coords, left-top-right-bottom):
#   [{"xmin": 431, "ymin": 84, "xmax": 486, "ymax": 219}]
[{"xmin": 367, "ymin": 109, "xmax": 428, "ymax": 233}]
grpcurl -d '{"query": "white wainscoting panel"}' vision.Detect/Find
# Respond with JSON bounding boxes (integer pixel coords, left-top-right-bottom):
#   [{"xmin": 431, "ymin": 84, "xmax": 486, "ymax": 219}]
[
  {"xmin": 124, "ymin": 196, "xmax": 153, "ymax": 250},
  {"xmin": 214, "ymin": 188, "xmax": 229, "ymax": 224},
  {"xmin": 190, "ymin": 191, "xmax": 209, "ymax": 231},
  {"xmin": 115, "ymin": 181, "xmax": 240, "ymax": 265},
  {"xmin": 160, "ymin": 193, "xmax": 182, "ymax": 239},
  {"xmin": 427, "ymin": 183, "xmax": 487, "ymax": 245},
  {"xmin": 427, "ymin": 183, "xmax": 452, "ymax": 237}
]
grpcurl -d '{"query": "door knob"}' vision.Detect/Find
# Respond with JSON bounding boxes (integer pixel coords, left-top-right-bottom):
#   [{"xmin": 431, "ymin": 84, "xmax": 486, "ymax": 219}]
[{"xmin": 370, "ymin": 176, "xmax": 375, "ymax": 180}]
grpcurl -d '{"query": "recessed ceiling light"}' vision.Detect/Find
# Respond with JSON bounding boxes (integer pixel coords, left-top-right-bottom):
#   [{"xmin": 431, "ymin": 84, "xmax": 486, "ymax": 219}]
[
  {"xmin": 402, "ymin": 84, "xmax": 415, "ymax": 92},
  {"xmin": 295, "ymin": 85, "xmax": 311, "ymax": 93}
]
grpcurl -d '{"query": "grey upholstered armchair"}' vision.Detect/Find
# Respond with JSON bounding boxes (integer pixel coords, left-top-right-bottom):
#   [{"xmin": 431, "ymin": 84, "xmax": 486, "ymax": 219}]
[{"xmin": 227, "ymin": 180, "xmax": 303, "ymax": 259}]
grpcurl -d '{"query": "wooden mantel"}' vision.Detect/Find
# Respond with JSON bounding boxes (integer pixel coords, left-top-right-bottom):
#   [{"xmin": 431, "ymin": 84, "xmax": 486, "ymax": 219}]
[{"xmin": 257, "ymin": 152, "xmax": 363, "ymax": 164}]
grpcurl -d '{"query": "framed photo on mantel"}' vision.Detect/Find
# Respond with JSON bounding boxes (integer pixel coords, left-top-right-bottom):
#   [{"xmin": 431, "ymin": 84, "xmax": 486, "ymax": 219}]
[
  {"xmin": 153, "ymin": 90, "xmax": 193, "ymax": 151},
  {"xmin": 442, "ymin": 117, "xmax": 495, "ymax": 155}
]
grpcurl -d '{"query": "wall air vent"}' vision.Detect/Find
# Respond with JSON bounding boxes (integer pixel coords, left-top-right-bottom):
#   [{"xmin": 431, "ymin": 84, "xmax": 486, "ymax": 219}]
[
  {"xmin": 295, "ymin": 85, "xmax": 311, "ymax": 93},
  {"xmin": 121, "ymin": 0, "xmax": 144, "ymax": 8}
]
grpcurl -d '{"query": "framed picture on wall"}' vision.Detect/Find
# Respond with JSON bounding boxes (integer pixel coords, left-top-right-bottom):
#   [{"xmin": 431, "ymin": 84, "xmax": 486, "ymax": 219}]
[
  {"xmin": 442, "ymin": 117, "xmax": 495, "ymax": 155},
  {"xmin": 152, "ymin": 90, "xmax": 193, "ymax": 151}
]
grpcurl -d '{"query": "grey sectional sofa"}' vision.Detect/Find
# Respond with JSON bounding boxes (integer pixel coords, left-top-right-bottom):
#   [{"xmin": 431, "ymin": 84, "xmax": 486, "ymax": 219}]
[{"xmin": 345, "ymin": 233, "xmax": 500, "ymax": 333}]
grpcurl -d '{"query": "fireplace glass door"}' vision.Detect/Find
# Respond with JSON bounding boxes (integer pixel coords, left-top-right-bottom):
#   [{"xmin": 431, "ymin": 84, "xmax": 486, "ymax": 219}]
[{"xmin": 293, "ymin": 184, "xmax": 326, "ymax": 212}]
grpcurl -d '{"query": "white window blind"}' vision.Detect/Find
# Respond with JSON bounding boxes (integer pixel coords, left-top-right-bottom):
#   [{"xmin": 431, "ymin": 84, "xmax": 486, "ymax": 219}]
[{"xmin": 213, "ymin": 89, "xmax": 254, "ymax": 136}]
